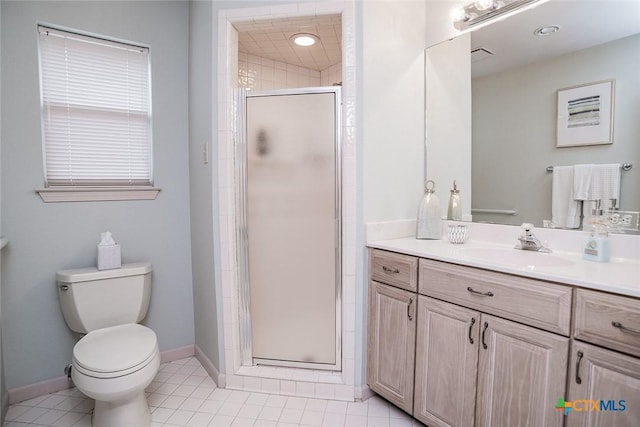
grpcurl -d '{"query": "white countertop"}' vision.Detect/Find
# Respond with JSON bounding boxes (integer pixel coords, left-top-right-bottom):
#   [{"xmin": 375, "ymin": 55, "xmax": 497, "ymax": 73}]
[{"xmin": 368, "ymin": 237, "xmax": 640, "ymax": 298}]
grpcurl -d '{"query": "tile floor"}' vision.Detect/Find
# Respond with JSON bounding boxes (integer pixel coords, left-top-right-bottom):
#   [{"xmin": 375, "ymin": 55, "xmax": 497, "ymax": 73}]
[{"xmin": 4, "ymin": 357, "xmax": 425, "ymax": 427}]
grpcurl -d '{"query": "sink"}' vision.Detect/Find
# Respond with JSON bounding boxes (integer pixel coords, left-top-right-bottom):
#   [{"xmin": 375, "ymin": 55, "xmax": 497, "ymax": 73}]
[{"xmin": 459, "ymin": 247, "xmax": 574, "ymax": 268}]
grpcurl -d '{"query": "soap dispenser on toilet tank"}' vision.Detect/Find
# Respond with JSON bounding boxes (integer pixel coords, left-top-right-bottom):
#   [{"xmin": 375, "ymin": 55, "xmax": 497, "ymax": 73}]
[{"xmin": 416, "ymin": 180, "xmax": 442, "ymax": 239}]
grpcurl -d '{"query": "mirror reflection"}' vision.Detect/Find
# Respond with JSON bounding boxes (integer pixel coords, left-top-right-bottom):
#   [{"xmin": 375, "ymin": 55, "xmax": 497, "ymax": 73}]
[{"xmin": 426, "ymin": 1, "xmax": 640, "ymax": 233}]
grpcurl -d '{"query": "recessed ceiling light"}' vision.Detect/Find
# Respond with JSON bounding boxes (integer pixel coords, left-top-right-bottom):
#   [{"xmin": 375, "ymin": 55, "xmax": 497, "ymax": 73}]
[
  {"xmin": 534, "ymin": 25, "xmax": 560, "ymax": 36},
  {"xmin": 290, "ymin": 33, "xmax": 319, "ymax": 47}
]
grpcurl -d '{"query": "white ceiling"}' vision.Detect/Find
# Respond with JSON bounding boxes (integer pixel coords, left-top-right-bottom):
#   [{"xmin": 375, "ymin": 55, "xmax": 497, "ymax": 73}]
[
  {"xmin": 236, "ymin": 14, "xmax": 342, "ymax": 71},
  {"xmin": 470, "ymin": 0, "xmax": 640, "ymax": 78}
]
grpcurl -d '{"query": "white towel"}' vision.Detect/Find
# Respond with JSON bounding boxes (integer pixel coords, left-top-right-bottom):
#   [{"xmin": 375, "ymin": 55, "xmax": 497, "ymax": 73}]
[
  {"xmin": 552, "ymin": 166, "xmax": 581, "ymax": 229},
  {"xmin": 589, "ymin": 163, "xmax": 621, "ymax": 203},
  {"xmin": 573, "ymin": 164, "xmax": 593, "ymax": 201},
  {"xmin": 573, "ymin": 163, "xmax": 621, "ymax": 227}
]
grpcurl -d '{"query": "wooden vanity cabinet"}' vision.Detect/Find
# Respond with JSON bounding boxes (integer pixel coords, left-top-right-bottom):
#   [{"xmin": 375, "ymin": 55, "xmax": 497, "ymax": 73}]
[
  {"xmin": 413, "ymin": 296, "xmax": 480, "ymax": 427},
  {"xmin": 566, "ymin": 290, "xmax": 640, "ymax": 427},
  {"xmin": 413, "ymin": 296, "xmax": 568, "ymax": 427},
  {"xmin": 367, "ymin": 248, "xmax": 639, "ymax": 427},
  {"xmin": 370, "ymin": 248, "xmax": 418, "ymax": 292},
  {"xmin": 474, "ymin": 314, "xmax": 568, "ymax": 427},
  {"xmin": 367, "ymin": 250, "xmax": 419, "ymax": 413},
  {"xmin": 566, "ymin": 341, "xmax": 640, "ymax": 427},
  {"xmin": 573, "ymin": 289, "xmax": 640, "ymax": 358}
]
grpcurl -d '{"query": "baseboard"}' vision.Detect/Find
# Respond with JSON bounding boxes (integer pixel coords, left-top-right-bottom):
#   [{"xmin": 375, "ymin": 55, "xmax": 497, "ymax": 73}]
[
  {"xmin": 2, "ymin": 387, "xmax": 11, "ymax": 424},
  {"xmin": 8, "ymin": 345, "xmax": 196, "ymax": 405},
  {"xmin": 194, "ymin": 344, "xmax": 225, "ymax": 388},
  {"xmin": 159, "ymin": 344, "xmax": 195, "ymax": 364},
  {"xmin": 355, "ymin": 385, "xmax": 374, "ymax": 402},
  {"xmin": 8, "ymin": 375, "xmax": 72, "ymax": 405}
]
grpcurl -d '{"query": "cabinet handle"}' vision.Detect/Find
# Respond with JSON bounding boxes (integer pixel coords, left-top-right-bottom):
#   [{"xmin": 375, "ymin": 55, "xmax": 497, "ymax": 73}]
[
  {"xmin": 611, "ymin": 321, "xmax": 640, "ymax": 335},
  {"xmin": 575, "ymin": 350, "xmax": 583, "ymax": 384},
  {"xmin": 382, "ymin": 266, "xmax": 400, "ymax": 274},
  {"xmin": 468, "ymin": 318, "xmax": 476, "ymax": 344},
  {"xmin": 467, "ymin": 287, "xmax": 494, "ymax": 297},
  {"xmin": 481, "ymin": 321, "xmax": 489, "ymax": 349},
  {"xmin": 407, "ymin": 298, "xmax": 413, "ymax": 321}
]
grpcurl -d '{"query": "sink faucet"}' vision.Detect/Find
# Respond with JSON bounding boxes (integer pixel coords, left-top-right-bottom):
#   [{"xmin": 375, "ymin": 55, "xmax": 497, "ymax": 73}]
[{"xmin": 515, "ymin": 223, "xmax": 551, "ymax": 253}]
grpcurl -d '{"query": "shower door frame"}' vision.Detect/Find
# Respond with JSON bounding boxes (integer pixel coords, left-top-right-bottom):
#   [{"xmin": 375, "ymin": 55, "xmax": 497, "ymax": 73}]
[{"xmin": 235, "ymin": 86, "xmax": 342, "ymax": 372}]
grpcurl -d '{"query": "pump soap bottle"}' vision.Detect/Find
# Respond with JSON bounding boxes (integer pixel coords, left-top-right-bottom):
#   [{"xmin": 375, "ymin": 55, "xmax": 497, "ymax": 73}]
[
  {"xmin": 417, "ymin": 180, "xmax": 442, "ymax": 239},
  {"xmin": 447, "ymin": 180, "xmax": 462, "ymax": 221},
  {"xmin": 583, "ymin": 225, "xmax": 610, "ymax": 262}
]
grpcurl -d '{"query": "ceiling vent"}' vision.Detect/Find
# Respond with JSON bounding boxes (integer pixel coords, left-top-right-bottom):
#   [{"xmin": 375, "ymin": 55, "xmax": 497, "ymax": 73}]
[{"xmin": 471, "ymin": 47, "xmax": 495, "ymax": 63}]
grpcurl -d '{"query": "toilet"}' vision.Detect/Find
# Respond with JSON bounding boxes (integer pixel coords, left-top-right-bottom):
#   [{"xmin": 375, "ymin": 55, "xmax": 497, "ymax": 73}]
[{"xmin": 57, "ymin": 262, "xmax": 159, "ymax": 427}]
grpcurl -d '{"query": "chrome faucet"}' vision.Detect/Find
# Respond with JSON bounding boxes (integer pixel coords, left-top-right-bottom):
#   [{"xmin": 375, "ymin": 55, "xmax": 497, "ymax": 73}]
[{"xmin": 515, "ymin": 223, "xmax": 551, "ymax": 253}]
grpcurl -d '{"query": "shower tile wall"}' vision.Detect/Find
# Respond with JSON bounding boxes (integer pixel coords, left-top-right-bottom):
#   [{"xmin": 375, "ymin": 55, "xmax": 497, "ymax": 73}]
[
  {"xmin": 320, "ymin": 63, "xmax": 342, "ymax": 86},
  {"xmin": 238, "ymin": 53, "xmax": 342, "ymax": 90}
]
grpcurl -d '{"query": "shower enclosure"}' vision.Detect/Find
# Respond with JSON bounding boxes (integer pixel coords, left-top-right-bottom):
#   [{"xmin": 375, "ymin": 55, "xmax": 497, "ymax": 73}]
[{"xmin": 236, "ymin": 87, "xmax": 342, "ymax": 370}]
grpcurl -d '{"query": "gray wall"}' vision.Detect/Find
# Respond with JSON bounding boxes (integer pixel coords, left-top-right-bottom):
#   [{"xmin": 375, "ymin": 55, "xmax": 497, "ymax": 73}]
[
  {"xmin": 472, "ymin": 34, "xmax": 640, "ymax": 227},
  {"xmin": 188, "ymin": 0, "xmax": 315, "ymax": 378},
  {"xmin": 1, "ymin": 1, "xmax": 194, "ymax": 390},
  {"xmin": 188, "ymin": 0, "xmax": 221, "ymax": 371}
]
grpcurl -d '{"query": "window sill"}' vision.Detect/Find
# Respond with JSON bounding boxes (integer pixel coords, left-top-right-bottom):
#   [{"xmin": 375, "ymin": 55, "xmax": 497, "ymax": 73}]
[{"xmin": 36, "ymin": 187, "xmax": 161, "ymax": 202}]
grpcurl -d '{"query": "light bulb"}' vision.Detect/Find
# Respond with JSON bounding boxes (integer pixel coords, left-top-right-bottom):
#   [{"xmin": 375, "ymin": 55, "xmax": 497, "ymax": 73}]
[
  {"xmin": 450, "ymin": 5, "xmax": 469, "ymax": 22},
  {"xmin": 291, "ymin": 34, "xmax": 318, "ymax": 47},
  {"xmin": 475, "ymin": 0, "xmax": 497, "ymax": 10}
]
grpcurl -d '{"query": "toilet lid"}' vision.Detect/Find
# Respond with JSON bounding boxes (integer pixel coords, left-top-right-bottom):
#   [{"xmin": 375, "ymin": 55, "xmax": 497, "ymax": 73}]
[{"xmin": 73, "ymin": 324, "xmax": 158, "ymax": 375}]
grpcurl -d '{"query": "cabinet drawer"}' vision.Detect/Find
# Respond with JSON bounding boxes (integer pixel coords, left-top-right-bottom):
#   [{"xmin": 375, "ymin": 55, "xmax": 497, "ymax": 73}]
[
  {"xmin": 574, "ymin": 289, "xmax": 640, "ymax": 358},
  {"xmin": 418, "ymin": 259, "xmax": 572, "ymax": 335},
  {"xmin": 370, "ymin": 249, "xmax": 418, "ymax": 292}
]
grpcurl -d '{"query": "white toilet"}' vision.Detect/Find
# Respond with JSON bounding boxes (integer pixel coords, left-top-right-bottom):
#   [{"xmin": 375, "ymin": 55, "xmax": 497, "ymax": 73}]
[{"xmin": 57, "ymin": 262, "xmax": 160, "ymax": 427}]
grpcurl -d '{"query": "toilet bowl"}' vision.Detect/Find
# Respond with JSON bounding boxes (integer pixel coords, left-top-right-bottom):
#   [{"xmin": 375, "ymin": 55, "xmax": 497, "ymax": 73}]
[
  {"xmin": 57, "ymin": 262, "xmax": 158, "ymax": 427},
  {"xmin": 71, "ymin": 324, "xmax": 160, "ymax": 427}
]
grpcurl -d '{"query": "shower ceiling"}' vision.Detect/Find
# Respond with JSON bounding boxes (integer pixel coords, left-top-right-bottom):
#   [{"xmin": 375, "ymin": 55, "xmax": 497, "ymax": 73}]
[{"xmin": 235, "ymin": 14, "xmax": 342, "ymax": 71}]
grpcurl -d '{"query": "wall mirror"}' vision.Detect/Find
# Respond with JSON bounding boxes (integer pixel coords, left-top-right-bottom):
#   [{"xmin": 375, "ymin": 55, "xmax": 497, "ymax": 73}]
[{"xmin": 425, "ymin": 0, "xmax": 640, "ymax": 233}]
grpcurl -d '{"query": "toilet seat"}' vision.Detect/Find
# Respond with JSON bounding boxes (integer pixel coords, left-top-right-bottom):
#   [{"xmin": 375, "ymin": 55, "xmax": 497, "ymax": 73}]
[{"xmin": 73, "ymin": 324, "xmax": 158, "ymax": 379}]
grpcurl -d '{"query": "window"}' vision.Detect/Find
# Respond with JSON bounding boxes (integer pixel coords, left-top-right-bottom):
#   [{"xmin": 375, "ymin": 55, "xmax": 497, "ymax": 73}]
[{"xmin": 37, "ymin": 25, "xmax": 158, "ymax": 202}]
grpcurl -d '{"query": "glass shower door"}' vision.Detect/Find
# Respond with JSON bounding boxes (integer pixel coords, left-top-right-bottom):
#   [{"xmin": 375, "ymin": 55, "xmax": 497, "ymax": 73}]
[{"xmin": 245, "ymin": 89, "xmax": 340, "ymax": 368}]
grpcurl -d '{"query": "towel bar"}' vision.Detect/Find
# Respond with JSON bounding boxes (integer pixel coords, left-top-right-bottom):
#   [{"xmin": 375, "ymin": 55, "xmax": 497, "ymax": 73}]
[{"xmin": 546, "ymin": 163, "xmax": 632, "ymax": 173}]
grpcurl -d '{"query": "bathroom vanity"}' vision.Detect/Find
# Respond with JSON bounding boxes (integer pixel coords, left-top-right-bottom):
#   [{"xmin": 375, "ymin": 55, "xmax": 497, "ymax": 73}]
[{"xmin": 366, "ymin": 239, "xmax": 640, "ymax": 427}]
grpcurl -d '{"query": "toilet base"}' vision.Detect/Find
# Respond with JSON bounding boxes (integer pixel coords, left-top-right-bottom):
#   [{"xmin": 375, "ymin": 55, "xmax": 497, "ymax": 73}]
[{"xmin": 93, "ymin": 392, "xmax": 151, "ymax": 427}]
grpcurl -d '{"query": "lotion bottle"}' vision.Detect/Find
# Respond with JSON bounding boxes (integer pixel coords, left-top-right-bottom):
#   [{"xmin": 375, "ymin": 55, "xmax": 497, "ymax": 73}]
[
  {"xmin": 447, "ymin": 180, "xmax": 462, "ymax": 221},
  {"xmin": 417, "ymin": 180, "xmax": 442, "ymax": 239}
]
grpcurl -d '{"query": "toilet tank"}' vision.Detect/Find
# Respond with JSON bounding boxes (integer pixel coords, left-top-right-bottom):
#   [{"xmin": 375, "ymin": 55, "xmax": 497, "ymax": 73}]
[{"xmin": 57, "ymin": 262, "xmax": 152, "ymax": 333}]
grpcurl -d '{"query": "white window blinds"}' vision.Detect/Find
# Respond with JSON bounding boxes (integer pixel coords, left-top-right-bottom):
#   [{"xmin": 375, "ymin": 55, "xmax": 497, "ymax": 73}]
[{"xmin": 38, "ymin": 26, "xmax": 152, "ymax": 187}]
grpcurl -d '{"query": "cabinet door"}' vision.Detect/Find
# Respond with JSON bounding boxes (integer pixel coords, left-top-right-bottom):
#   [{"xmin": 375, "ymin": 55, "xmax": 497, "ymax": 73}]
[
  {"xmin": 414, "ymin": 296, "xmax": 480, "ymax": 427},
  {"xmin": 566, "ymin": 341, "xmax": 640, "ymax": 427},
  {"xmin": 476, "ymin": 314, "xmax": 568, "ymax": 427},
  {"xmin": 367, "ymin": 281, "xmax": 416, "ymax": 413}
]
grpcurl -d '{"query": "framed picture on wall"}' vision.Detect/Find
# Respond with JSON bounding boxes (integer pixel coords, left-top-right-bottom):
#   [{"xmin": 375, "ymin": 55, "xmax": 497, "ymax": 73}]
[{"xmin": 556, "ymin": 79, "xmax": 615, "ymax": 147}]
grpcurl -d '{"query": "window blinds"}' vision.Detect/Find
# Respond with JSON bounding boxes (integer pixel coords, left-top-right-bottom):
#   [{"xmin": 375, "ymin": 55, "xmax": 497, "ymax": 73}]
[{"xmin": 38, "ymin": 26, "xmax": 152, "ymax": 186}]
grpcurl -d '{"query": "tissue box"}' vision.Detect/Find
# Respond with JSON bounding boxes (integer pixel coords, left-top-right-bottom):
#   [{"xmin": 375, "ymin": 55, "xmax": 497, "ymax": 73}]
[{"xmin": 97, "ymin": 244, "xmax": 121, "ymax": 270}]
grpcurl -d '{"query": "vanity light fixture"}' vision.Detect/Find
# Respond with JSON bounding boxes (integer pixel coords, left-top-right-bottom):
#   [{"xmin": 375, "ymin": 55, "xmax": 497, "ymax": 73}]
[
  {"xmin": 452, "ymin": 0, "xmax": 544, "ymax": 30},
  {"xmin": 534, "ymin": 25, "xmax": 560, "ymax": 36},
  {"xmin": 290, "ymin": 33, "xmax": 319, "ymax": 47}
]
